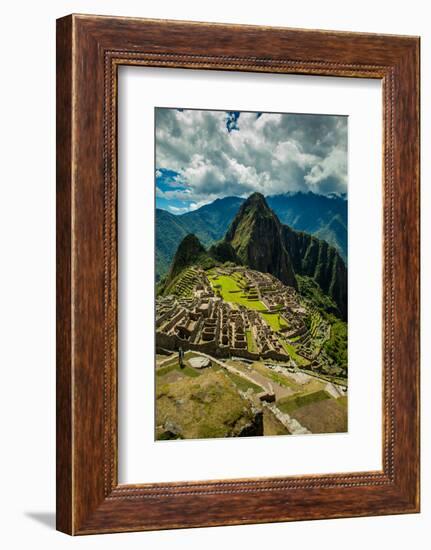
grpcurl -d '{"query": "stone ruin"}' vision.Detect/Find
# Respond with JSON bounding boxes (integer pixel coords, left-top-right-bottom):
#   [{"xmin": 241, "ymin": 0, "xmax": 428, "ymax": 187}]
[{"xmin": 156, "ymin": 266, "xmax": 331, "ymax": 370}]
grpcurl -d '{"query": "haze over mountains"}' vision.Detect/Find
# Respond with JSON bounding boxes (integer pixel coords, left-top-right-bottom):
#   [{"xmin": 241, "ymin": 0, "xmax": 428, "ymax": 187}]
[
  {"xmin": 156, "ymin": 191, "xmax": 347, "ymax": 281},
  {"xmin": 160, "ymin": 193, "xmax": 347, "ymax": 320}
]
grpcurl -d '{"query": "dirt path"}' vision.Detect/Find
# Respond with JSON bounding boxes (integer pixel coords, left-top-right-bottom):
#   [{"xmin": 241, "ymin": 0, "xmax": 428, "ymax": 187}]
[
  {"xmin": 228, "ymin": 361, "xmax": 294, "ymax": 400},
  {"xmin": 249, "ymin": 369, "xmax": 289, "ymax": 399},
  {"xmin": 183, "ymin": 351, "xmax": 294, "ymax": 400}
]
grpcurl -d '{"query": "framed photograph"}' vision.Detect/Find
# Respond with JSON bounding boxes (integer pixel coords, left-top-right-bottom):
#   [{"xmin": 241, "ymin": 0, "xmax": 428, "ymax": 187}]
[{"xmin": 56, "ymin": 14, "xmax": 420, "ymax": 534}]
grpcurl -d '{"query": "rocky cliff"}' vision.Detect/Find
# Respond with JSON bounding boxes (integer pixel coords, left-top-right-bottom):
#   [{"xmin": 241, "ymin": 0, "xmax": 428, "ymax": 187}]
[
  {"xmin": 225, "ymin": 193, "xmax": 347, "ymax": 319},
  {"xmin": 224, "ymin": 193, "xmax": 298, "ymax": 289},
  {"xmin": 282, "ymin": 225, "xmax": 347, "ymax": 319}
]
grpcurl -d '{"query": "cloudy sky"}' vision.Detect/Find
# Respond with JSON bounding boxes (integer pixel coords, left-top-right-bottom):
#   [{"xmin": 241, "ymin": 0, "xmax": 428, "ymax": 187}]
[{"xmin": 155, "ymin": 108, "xmax": 347, "ymax": 214}]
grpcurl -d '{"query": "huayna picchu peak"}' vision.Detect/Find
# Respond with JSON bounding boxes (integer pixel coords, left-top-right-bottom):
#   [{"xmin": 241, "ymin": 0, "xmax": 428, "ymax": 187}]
[{"xmin": 225, "ymin": 193, "xmax": 298, "ymax": 290}]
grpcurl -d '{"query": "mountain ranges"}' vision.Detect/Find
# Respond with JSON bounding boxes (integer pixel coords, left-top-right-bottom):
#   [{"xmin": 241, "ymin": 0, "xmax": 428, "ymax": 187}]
[
  {"xmin": 156, "ymin": 191, "xmax": 347, "ymax": 281},
  {"xmin": 159, "ymin": 193, "xmax": 347, "ymax": 320}
]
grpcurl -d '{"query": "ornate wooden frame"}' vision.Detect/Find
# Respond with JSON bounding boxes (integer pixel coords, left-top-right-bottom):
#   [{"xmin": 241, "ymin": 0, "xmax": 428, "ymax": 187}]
[{"xmin": 56, "ymin": 14, "xmax": 420, "ymax": 535}]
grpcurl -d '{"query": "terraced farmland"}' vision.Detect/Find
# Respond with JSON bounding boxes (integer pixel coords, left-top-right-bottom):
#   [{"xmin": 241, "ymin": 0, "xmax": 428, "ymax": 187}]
[{"xmin": 164, "ymin": 267, "xmax": 201, "ymax": 298}]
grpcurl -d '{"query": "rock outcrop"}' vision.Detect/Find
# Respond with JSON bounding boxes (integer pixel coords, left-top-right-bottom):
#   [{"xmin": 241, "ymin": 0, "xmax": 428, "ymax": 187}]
[
  {"xmin": 224, "ymin": 193, "xmax": 347, "ymax": 319},
  {"xmin": 282, "ymin": 225, "xmax": 347, "ymax": 319},
  {"xmin": 225, "ymin": 193, "xmax": 298, "ymax": 289}
]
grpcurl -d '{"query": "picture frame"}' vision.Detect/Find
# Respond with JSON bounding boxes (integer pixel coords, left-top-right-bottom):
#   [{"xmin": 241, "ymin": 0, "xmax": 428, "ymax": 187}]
[{"xmin": 56, "ymin": 14, "xmax": 420, "ymax": 535}]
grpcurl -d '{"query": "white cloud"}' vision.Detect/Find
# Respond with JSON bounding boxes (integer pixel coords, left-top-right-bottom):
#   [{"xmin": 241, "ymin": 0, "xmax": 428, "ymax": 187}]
[
  {"xmin": 167, "ymin": 205, "xmax": 190, "ymax": 214},
  {"xmin": 304, "ymin": 147, "xmax": 347, "ymax": 194},
  {"xmin": 155, "ymin": 109, "xmax": 347, "ymax": 203}
]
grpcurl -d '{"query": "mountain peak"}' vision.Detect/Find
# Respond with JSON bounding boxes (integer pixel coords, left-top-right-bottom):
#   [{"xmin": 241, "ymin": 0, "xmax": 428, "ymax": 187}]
[
  {"xmin": 174, "ymin": 234, "xmax": 206, "ymax": 262},
  {"xmin": 168, "ymin": 234, "xmax": 206, "ymax": 280},
  {"xmin": 178, "ymin": 233, "xmax": 204, "ymax": 248},
  {"xmin": 224, "ymin": 193, "xmax": 297, "ymax": 289},
  {"xmin": 243, "ymin": 192, "xmax": 268, "ymax": 208},
  {"xmin": 235, "ymin": 192, "xmax": 272, "ymax": 221}
]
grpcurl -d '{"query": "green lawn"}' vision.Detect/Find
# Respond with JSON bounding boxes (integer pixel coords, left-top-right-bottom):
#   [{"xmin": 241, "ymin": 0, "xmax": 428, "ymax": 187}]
[
  {"xmin": 261, "ymin": 312, "xmax": 288, "ymax": 331},
  {"xmin": 209, "ymin": 272, "xmax": 291, "ymax": 335},
  {"xmin": 224, "ymin": 371, "xmax": 263, "ymax": 393},
  {"xmin": 252, "ymin": 363, "xmax": 298, "ymax": 389},
  {"xmin": 277, "ymin": 390, "xmax": 330, "ymax": 414},
  {"xmin": 209, "ymin": 273, "xmax": 267, "ymax": 311},
  {"xmin": 245, "ymin": 330, "xmax": 257, "ymax": 352},
  {"xmin": 156, "ymin": 362, "xmax": 201, "ymax": 378},
  {"xmin": 279, "ymin": 340, "xmax": 310, "ymax": 367}
]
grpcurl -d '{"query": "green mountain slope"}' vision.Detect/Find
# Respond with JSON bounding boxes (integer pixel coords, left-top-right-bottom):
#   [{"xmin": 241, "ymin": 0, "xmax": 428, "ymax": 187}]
[
  {"xmin": 162, "ymin": 194, "xmax": 348, "ymax": 319},
  {"xmin": 282, "ymin": 225, "xmax": 348, "ymax": 319},
  {"xmin": 314, "ymin": 214, "xmax": 347, "ymax": 262},
  {"xmin": 156, "ymin": 192, "xmax": 347, "ymax": 280},
  {"xmin": 267, "ymin": 192, "xmax": 348, "ymax": 261},
  {"xmin": 225, "ymin": 193, "xmax": 297, "ymax": 289},
  {"xmin": 158, "ymin": 234, "xmax": 239, "ymax": 296},
  {"xmin": 155, "ymin": 196, "xmax": 243, "ymax": 280},
  {"xmin": 155, "ymin": 209, "xmax": 189, "ymax": 278}
]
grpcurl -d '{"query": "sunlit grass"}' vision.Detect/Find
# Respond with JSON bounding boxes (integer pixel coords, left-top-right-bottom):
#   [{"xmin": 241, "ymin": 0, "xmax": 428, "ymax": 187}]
[
  {"xmin": 245, "ymin": 330, "xmax": 257, "ymax": 352},
  {"xmin": 279, "ymin": 340, "xmax": 310, "ymax": 367},
  {"xmin": 209, "ymin": 271, "xmax": 291, "ymax": 335},
  {"xmin": 209, "ymin": 273, "xmax": 267, "ymax": 311},
  {"xmin": 261, "ymin": 312, "xmax": 288, "ymax": 331},
  {"xmin": 224, "ymin": 371, "xmax": 263, "ymax": 393},
  {"xmin": 277, "ymin": 390, "xmax": 330, "ymax": 414}
]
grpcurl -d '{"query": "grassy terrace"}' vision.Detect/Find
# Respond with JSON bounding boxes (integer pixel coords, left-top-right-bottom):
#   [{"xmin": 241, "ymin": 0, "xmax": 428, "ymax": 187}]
[
  {"xmin": 323, "ymin": 317, "xmax": 348, "ymax": 371},
  {"xmin": 164, "ymin": 267, "xmax": 198, "ymax": 298},
  {"xmin": 252, "ymin": 362, "xmax": 300, "ymax": 390},
  {"xmin": 209, "ymin": 272, "xmax": 267, "ymax": 311},
  {"xmin": 156, "ymin": 369, "xmax": 259, "ymax": 440},
  {"xmin": 209, "ymin": 271, "xmax": 288, "ymax": 331},
  {"xmin": 208, "ymin": 269, "xmax": 310, "ymax": 363},
  {"xmin": 301, "ymin": 368, "xmax": 348, "ymax": 388},
  {"xmin": 277, "ymin": 390, "xmax": 331, "ymax": 414},
  {"xmin": 224, "ymin": 371, "xmax": 263, "ymax": 393},
  {"xmin": 261, "ymin": 312, "xmax": 288, "ymax": 331},
  {"xmin": 245, "ymin": 329, "xmax": 257, "ymax": 352},
  {"xmin": 156, "ymin": 362, "xmax": 201, "ymax": 378},
  {"xmin": 156, "ymin": 352, "xmax": 206, "ymax": 379},
  {"xmin": 309, "ymin": 310, "xmax": 322, "ymax": 337},
  {"xmin": 280, "ymin": 340, "xmax": 310, "ymax": 367}
]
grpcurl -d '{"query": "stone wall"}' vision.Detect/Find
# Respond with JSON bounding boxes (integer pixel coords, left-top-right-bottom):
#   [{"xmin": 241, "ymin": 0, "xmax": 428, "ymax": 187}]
[{"xmin": 156, "ymin": 331, "xmax": 290, "ymax": 363}]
